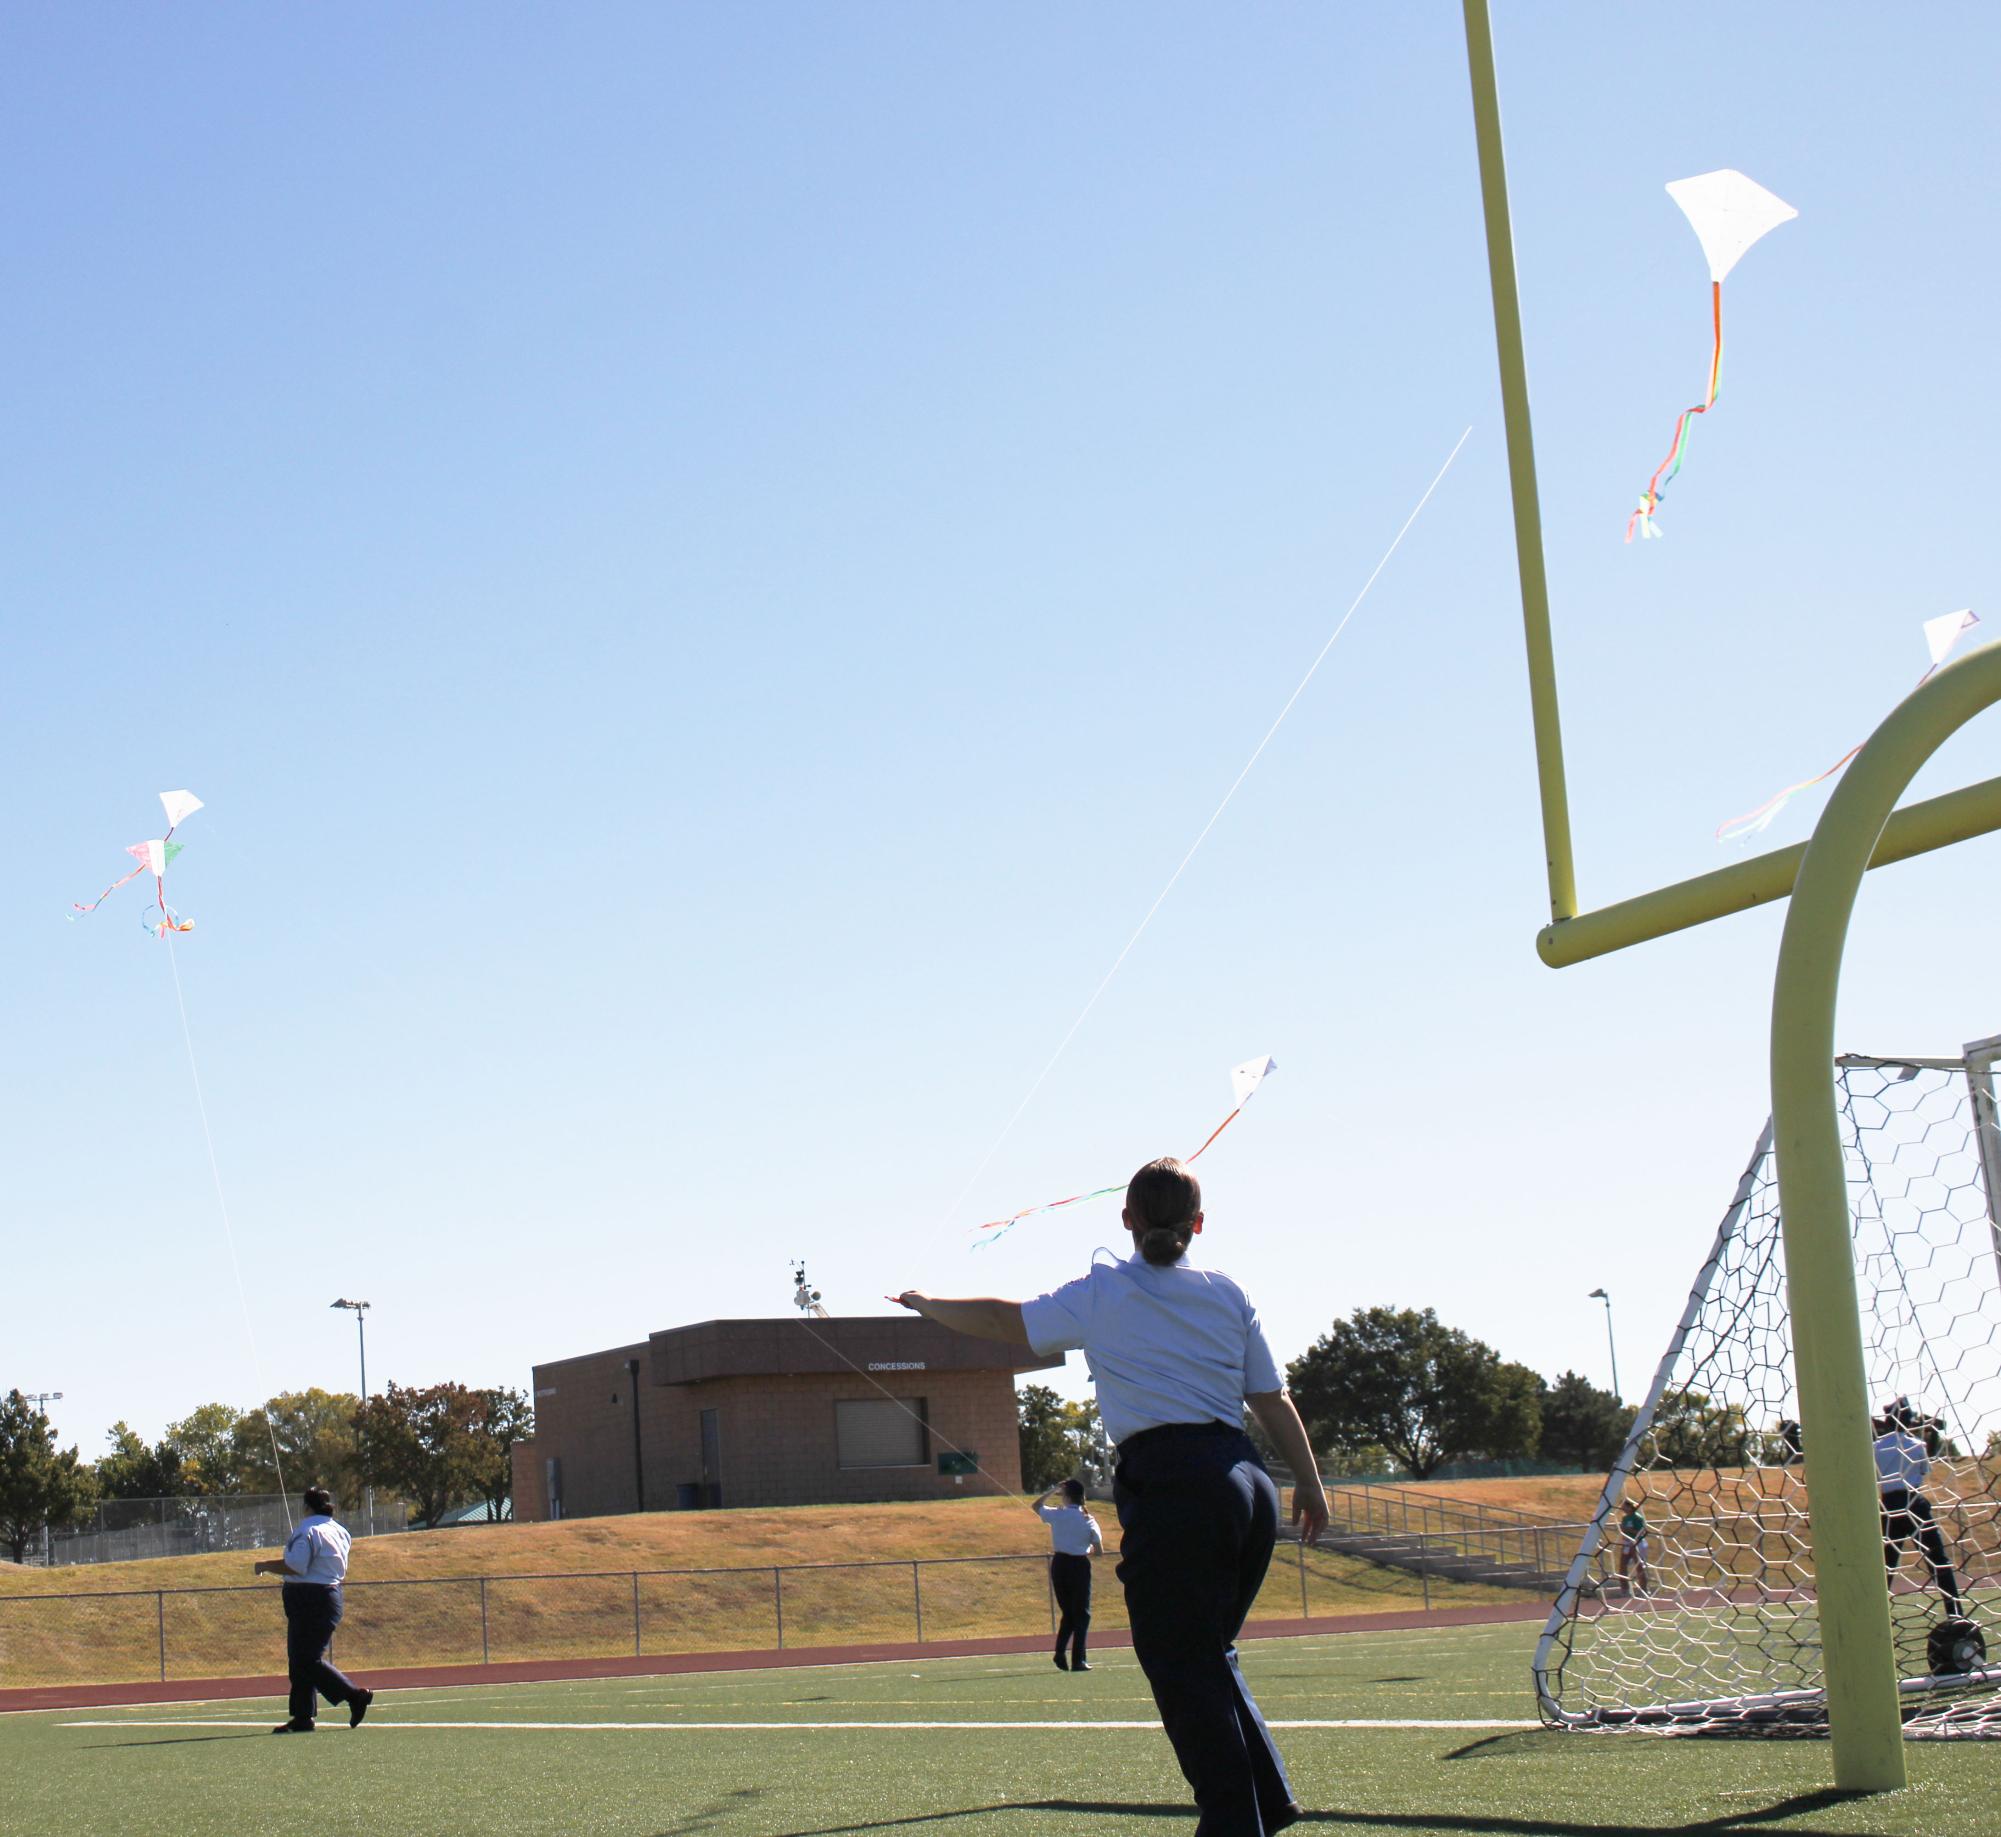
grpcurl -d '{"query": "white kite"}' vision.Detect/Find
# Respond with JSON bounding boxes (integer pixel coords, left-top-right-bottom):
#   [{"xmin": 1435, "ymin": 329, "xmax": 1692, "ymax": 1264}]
[
  {"xmin": 970, "ymin": 1056, "xmax": 1279, "ymax": 1249},
  {"xmin": 1718, "ymin": 616, "xmax": 1980, "ymax": 841},
  {"xmin": 70, "ymin": 789, "xmax": 204, "ymax": 936},
  {"xmin": 1629, "ymin": 169, "xmax": 1797, "ymax": 541}
]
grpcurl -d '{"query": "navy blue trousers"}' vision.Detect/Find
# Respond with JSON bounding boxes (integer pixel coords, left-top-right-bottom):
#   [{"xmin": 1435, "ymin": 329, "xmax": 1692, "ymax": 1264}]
[
  {"xmin": 282, "ymin": 1584, "xmax": 360, "ymax": 1726},
  {"xmin": 1115, "ymin": 1425, "xmax": 1293, "ymax": 1837},
  {"xmin": 1050, "ymin": 1552, "xmax": 1093, "ymax": 1665}
]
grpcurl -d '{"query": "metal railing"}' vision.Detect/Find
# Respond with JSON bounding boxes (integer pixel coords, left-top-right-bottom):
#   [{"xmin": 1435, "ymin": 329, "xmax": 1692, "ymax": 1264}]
[
  {"xmin": 0, "ymin": 1537, "xmax": 1474, "ymax": 1692},
  {"xmin": 35, "ymin": 1495, "xmax": 413, "ymax": 1568}
]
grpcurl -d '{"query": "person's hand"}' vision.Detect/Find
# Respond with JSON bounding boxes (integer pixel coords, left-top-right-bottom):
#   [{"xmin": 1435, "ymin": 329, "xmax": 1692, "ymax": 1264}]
[
  {"xmin": 1292, "ymin": 1481, "xmax": 1329, "ymax": 1547},
  {"xmin": 889, "ymin": 1291, "xmax": 927, "ymax": 1313}
]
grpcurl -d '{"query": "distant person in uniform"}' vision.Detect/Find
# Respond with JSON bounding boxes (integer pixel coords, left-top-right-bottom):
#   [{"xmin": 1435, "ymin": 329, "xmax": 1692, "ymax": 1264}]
[
  {"xmin": 1874, "ymin": 1399, "xmax": 1963, "ymax": 1618},
  {"xmin": 253, "ymin": 1485, "xmax": 374, "ymax": 1733},
  {"xmin": 1033, "ymin": 1478, "xmax": 1105, "ymax": 1671},
  {"xmin": 1617, "ymin": 1498, "xmax": 1648, "ymax": 1595},
  {"xmin": 898, "ymin": 1155, "xmax": 1329, "ymax": 1837}
]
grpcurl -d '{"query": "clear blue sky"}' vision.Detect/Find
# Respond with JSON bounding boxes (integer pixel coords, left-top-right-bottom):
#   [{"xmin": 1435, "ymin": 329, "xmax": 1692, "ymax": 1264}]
[{"xmin": 6, "ymin": 5, "xmax": 1995, "ymax": 1458}]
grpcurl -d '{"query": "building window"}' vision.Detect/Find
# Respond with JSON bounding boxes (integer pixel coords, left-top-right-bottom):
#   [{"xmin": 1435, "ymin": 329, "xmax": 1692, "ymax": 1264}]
[{"xmin": 835, "ymin": 1398, "xmax": 928, "ymax": 1469}]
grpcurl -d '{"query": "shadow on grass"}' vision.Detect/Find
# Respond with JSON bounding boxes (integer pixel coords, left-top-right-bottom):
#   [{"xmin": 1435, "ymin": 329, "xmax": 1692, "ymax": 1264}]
[
  {"xmin": 87, "ymin": 1732, "xmax": 270, "ymax": 1748},
  {"xmin": 765, "ymin": 1788, "xmax": 1879, "ymax": 1837},
  {"xmin": 655, "ymin": 1786, "xmax": 763, "ymax": 1834}
]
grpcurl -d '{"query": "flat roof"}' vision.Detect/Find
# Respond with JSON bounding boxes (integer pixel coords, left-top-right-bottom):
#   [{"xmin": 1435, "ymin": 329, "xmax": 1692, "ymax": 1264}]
[{"xmin": 648, "ymin": 1315, "xmax": 1061, "ymax": 1385}]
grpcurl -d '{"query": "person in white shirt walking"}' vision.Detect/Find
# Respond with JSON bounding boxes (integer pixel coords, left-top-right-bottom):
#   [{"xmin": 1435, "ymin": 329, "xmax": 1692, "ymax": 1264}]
[
  {"xmin": 253, "ymin": 1485, "xmax": 374, "ymax": 1733},
  {"xmin": 898, "ymin": 1155, "xmax": 1329, "ymax": 1837},
  {"xmin": 1034, "ymin": 1478, "xmax": 1105, "ymax": 1672},
  {"xmin": 1874, "ymin": 1399, "xmax": 1963, "ymax": 1619}
]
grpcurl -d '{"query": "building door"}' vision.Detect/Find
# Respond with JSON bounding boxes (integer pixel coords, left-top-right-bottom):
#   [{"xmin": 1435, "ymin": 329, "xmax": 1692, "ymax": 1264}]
[{"xmin": 699, "ymin": 1408, "xmax": 722, "ymax": 1509}]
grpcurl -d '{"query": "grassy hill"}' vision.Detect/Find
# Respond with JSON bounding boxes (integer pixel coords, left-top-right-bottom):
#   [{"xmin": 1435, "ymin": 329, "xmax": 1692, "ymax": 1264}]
[
  {"xmin": 0, "ymin": 1495, "xmax": 1051, "ymax": 1598},
  {"xmin": 0, "ymin": 1495, "xmax": 1525, "ymax": 1691}
]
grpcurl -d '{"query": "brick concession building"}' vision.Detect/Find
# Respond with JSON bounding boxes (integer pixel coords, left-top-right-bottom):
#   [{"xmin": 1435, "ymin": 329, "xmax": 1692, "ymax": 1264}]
[{"xmin": 510, "ymin": 1315, "xmax": 1062, "ymax": 1519}]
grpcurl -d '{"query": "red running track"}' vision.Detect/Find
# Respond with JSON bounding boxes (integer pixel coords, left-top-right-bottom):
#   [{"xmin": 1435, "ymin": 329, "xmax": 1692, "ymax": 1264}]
[{"xmin": 0, "ymin": 1601, "xmax": 1549, "ymax": 1715}]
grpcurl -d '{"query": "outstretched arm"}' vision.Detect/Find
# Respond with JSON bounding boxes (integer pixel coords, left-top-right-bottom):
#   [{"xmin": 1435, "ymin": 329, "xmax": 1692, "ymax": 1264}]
[
  {"xmin": 893, "ymin": 1292, "xmax": 1030, "ymax": 1346},
  {"xmin": 1246, "ymin": 1390, "xmax": 1329, "ymax": 1545}
]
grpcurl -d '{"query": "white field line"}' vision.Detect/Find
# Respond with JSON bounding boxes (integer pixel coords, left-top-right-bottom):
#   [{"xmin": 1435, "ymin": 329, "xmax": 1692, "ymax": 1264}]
[{"xmin": 63, "ymin": 1717, "xmax": 1538, "ymax": 1732}]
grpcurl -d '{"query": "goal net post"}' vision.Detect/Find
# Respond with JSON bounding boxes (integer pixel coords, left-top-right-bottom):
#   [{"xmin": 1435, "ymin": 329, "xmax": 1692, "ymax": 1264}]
[{"xmin": 1535, "ymin": 1048, "xmax": 2001, "ymax": 1739}]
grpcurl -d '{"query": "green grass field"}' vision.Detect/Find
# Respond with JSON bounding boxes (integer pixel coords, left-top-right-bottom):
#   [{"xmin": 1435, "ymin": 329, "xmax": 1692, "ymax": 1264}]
[{"xmin": 6, "ymin": 1620, "xmax": 1997, "ymax": 1836}]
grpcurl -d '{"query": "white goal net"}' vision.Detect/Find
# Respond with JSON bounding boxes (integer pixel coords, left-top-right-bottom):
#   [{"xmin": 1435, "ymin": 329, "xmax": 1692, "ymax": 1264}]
[{"xmin": 1535, "ymin": 1044, "xmax": 2001, "ymax": 1739}]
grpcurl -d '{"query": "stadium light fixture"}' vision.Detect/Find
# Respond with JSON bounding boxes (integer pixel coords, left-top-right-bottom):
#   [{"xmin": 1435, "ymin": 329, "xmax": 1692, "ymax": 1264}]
[
  {"xmin": 1587, "ymin": 1290, "xmax": 1620, "ymax": 1402},
  {"xmin": 331, "ymin": 1300, "xmax": 373, "ymax": 1534}
]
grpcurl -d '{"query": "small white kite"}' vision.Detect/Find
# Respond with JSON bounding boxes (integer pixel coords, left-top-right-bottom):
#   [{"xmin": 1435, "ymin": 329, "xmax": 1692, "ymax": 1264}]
[{"xmin": 1629, "ymin": 169, "xmax": 1797, "ymax": 542}]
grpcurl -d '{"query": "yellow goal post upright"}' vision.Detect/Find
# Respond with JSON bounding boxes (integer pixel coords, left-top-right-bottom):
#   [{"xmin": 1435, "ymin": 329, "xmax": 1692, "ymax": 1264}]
[{"xmin": 1462, "ymin": 0, "xmax": 2001, "ymax": 1792}]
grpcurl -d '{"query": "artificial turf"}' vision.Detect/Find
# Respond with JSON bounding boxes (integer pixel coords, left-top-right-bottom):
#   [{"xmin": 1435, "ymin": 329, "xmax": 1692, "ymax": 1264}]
[{"xmin": 6, "ymin": 1620, "xmax": 1997, "ymax": 1836}]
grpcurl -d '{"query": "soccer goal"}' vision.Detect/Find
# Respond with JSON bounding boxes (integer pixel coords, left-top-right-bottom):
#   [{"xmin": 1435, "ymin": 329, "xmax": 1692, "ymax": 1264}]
[{"xmin": 1535, "ymin": 1044, "xmax": 2001, "ymax": 1740}]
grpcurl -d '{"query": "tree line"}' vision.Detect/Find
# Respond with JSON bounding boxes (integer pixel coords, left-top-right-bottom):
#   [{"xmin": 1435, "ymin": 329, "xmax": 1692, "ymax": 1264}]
[
  {"xmin": 0, "ymin": 1382, "xmax": 532, "ymax": 1563},
  {"xmin": 1018, "ymin": 1305, "xmax": 1641, "ymax": 1490}
]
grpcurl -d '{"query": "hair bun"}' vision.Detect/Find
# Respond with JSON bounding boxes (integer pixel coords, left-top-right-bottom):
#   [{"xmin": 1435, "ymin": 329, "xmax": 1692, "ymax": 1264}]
[{"xmin": 1139, "ymin": 1223, "xmax": 1191, "ymax": 1266}]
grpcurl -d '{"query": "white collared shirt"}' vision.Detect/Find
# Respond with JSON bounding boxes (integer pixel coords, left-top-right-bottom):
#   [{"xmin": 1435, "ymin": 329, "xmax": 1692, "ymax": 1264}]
[
  {"xmin": 1021, "ymin": 1252, "xmax": 1283, "ymax": 1447},
  {"xmin": 1036, "ymin": 1503, "xmax": 1104, "ymax": 1556},
  {"xmin": 1874, "ymin": 1430, "xmax": 1930, "ymax": 1493},
  {"xmin": 283, "ymin": 1513, "xmax": 353, "ymax": 1585}
]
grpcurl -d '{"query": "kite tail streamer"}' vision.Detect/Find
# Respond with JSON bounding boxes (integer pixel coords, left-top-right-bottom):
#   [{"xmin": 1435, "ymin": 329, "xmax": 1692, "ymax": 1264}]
[
  {"xmin": 1627, "ymin": 282, "xmax": 1723, "ymax": 542},
  {"xmin": 1715, "ymin": 743, "xmax": 1864, "ymax": 843},
  {"xmin": 969, "ymin": 1063, "xmax": 1272, "ymax": 1251},
  {"xmin": 70, "ymin": 863, "xmax": 149, "ymax": 916},
  {"xmin": 165, "ymin": 937, "xmax": 292, "ymax": 1526}
]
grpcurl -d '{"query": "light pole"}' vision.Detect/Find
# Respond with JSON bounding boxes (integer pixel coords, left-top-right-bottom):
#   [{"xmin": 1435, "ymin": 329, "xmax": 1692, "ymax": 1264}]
[
  {"xmin": 1588, "ymin": 1289, "xmax": 1621, "ymax": 1401},
  {"xmin": 331, "ymin": 1300, "xmax": 373, "ymax": 1535},
  {"xmin": 23, "ymin": 1393, "xmax": 64, "ymax": 1565}
]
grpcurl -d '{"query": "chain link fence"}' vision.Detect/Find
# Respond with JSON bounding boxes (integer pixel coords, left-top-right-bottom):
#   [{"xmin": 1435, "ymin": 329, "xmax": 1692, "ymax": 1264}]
[
  {"xmin": 0, "ymin": 1539, "xmax": 1435, "ymax": 1691},
  {"xmin": 34, "ymin": 1495, "xmax": 413, "ymax": 1568}
]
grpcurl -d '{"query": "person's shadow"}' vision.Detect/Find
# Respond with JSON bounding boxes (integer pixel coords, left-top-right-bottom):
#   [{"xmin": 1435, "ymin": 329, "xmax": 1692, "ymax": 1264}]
[{"xmin": 758, "ymin": 1787, "xmax": 1874, "ymax": 1836}]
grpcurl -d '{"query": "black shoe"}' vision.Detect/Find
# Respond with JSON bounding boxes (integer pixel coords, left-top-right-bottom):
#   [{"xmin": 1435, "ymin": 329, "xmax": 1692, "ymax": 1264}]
[
  {"xmin": 349, "ymin": 1688, "xmax": 375, "ymax": 1729},
  {"xmin": 272, "ymin": 1721, "xmax": 315, "ymax": 1734},
  {"xmin": 1052, "ymin": 1653, "xmax": 1068, "ymax": 1671},
  {"xmin": 1071, "ymin": 1660, "xmax": 1092, "ymax": 1672}
]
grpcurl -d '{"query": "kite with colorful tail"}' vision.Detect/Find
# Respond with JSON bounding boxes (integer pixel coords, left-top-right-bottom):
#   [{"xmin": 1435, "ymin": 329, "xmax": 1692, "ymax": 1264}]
[
  {"xmin": 1627, "ymin": 170, "xmax": 1796, "ymax": 543},
  {"xmin": 970, "ymin": 1056, "xmax": 1275, "ymax": 1250},
  {"xmin": 70, "ymin": 789, "xmax": 203, "ymax": 937},
  {"xmin": 1717, "ymin": 612, "xmax": 1980, "ymax": 842}
]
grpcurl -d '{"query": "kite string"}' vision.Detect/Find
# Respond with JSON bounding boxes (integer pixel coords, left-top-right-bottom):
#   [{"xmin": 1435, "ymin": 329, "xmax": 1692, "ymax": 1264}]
[
  {"xmin": 936, "ymin": 426, "xmax": 1473, "ymax": 1230},
  {"xmin": 165, "ymin": 937, "xmax": 292, "ymax": 1528},
  {"xmin": 789, "ymin": 1313, "xmax": 1038, "ymax": 1508}
]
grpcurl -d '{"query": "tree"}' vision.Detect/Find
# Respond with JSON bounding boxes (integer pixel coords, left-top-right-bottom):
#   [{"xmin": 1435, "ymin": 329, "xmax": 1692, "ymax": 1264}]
[
  {"xmin": 161, "ymin": 1402, "xmax": 251, "ymax": 1496},
  {"xmin": 1644, "ymin": 1390, "xmax": 1752, "ymax": 1469},
  {"xmin": 0, "ymin": 1391, "xmax": 100, "ymax": 1563},
  {"xmin": 1058, "ymin": 1398, "xmax": 1111, "ymax": 1490},
  {"xmin": 1286, "ymin": 1307, "xmax": 1542, "ymax": 1479},
  {"xmin": 1016, "ymin": 1385, "xmax": 1075, "ymax": 1492},
  {"xmin": 1540, "ymin": 1372, "xmax": 1637, "ymax": 1470},
  {"xmin": 468, "ymin": 1388, "xmax": 534, "ymax": 1519},
  {"xmin": 353, "ymin": 1382, "xmax": 531, "ymax": 1527},
  {"xmin": 233, "ymin": 1389, "xmax": 364, "ymax": 1499},
  {"xmin": 95, "ymin": 1422, "xmax": 186, "ymax": 1500}
]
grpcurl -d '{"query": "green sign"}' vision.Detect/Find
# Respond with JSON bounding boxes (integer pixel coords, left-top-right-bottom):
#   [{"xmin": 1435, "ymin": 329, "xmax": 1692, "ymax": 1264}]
[{"xmin": 938, "ymin": 1452, "xmax": 978, "ymax": 1476}]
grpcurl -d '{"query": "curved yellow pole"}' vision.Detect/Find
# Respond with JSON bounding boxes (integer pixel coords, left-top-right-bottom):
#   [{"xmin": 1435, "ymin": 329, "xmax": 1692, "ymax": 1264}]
[{"xmin": 1772, "ymin": 641, "xmax": 2001, "ymax": 1791}]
